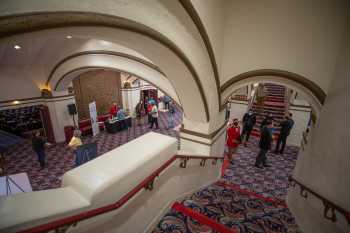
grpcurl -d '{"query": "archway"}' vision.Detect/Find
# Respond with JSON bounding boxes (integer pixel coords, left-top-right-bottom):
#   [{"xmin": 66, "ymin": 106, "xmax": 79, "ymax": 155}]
[
  {"xmin": 220, "ymin": 69, "xmax": 326, "ymax": 115},
  {"xmin": 47, "ymin": 52, "xmax": 182, "ymax": 109}
]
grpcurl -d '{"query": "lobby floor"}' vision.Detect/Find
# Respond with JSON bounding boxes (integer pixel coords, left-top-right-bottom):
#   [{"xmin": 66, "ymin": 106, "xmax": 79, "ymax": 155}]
[{"xmin": 3, "ymin": 109, "xmax": 183, "ymax": 191}]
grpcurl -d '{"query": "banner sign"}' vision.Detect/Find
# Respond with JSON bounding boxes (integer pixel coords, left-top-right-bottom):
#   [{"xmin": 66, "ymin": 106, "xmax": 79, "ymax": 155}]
[{"xmin": 89, "ymin": 101, "xmax": 100, "ymax": 136}]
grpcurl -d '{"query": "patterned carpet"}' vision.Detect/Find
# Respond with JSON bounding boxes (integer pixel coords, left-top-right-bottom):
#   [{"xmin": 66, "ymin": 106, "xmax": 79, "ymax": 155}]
[
  {"xmin": 3, "ymin": 103, "xmax": 301, "ymax": 232},
  {"xmin": 152, "ymin": 139, "xmax": 301, "ymax": 233},
  {"xmin": 2, "ymin": 109, "xmax": 183, "ymax": 191}
]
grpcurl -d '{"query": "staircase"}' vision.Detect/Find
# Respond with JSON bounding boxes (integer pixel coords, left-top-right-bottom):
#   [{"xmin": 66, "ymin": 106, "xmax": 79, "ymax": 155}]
[
  {"xmin": 251, "ymin": 83, "xmax": 287, "ymax": 138},
  {"xmin": 151, "ymin": 148, "xmax": 301, "ymax": 232}
]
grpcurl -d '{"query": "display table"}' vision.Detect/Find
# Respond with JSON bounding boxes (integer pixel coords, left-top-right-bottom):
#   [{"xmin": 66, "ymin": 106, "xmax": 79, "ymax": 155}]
[{"xmin": 104, "ymin": 117, "xmax": 132, "ymax": 134}]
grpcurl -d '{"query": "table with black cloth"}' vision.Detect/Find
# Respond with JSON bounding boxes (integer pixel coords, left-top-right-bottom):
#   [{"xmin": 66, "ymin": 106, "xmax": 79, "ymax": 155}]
[{"xmin": 104, "ymin": 117, "xmax": 132, "ymax": 134}]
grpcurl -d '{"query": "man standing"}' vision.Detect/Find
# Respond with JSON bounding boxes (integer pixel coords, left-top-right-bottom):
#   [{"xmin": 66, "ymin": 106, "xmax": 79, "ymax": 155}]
[
  {"xmin": 168, "ymin": 101, "xmax": 176, "ymax": 129},
  {"xmin": 241, "ymin": 111, "xmax": 256, "ymax": 146},
  {"xmin": 275, "ymin": 113, "xmax": 294, "ymax": 154},
  {"xmin": 163, "ymin": 95, "xmax": 171, "ymax": 110},
  {"xmin": 32, "ymin": 130, "xmax": 49, "ymax": 170},
  {"xmin": 149, "ymin": 102, "xmax": 159, "ymax": 129},
  {"xmin": 260, "ymin": 112, "xmax": 273, "ymax": 129},
  {"xmin": 255, "ymin": 121, "xmax": 273, "ymax": 168},
  {"xmin": 135, "ymin": 100, "xmax": 144, "ymax": 126}
]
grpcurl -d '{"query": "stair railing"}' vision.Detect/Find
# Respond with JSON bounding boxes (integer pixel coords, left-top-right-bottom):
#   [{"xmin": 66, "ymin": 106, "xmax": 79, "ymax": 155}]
[
  {"xmin": 247, "ymin": 84, "xmax": 259, "ymax": 111},
  {"xmin": 289, "ymin": 176, "xmax": 350, "ymax": 225},
  {"xmin": 16, "ymin": 154, "xmax": 223, "ymax": 233}
]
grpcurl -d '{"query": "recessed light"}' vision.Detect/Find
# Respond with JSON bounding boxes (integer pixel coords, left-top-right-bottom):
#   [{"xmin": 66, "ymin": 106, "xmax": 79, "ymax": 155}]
[
  {"xmin": 14, "ymin": 45, "xmax": 21, "ymax": 50},
  {"xmin": 66, "ymin": 35, "xmax": 72, "ymax": 39},
  {"xmin": 13, "ymin": 100, "xmax": 20, "ymax": 104}
]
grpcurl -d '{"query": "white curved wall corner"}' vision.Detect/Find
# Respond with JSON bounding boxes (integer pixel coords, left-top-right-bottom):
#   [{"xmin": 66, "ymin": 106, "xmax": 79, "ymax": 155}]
[
  {"xmin": 221, "ymin": 76, "xmax": 322, "ymax": 116},
  {"xmin": 0, "ymin": 0, "xmax": 218, "ymax": 117},
  {"xmin": 67, "ymin": 157, "xmax": 222, "ymax": 233},
  {"xmin": 0, "ymin": 187, "xmax": 90, "ymax": 233},
  {"xmin": 219, "ymin": 0, "xmax": 350, "ymax": 93},
  {"xmin": 62, "ymin": 132, "xmax": 177, "ymax": 205}
]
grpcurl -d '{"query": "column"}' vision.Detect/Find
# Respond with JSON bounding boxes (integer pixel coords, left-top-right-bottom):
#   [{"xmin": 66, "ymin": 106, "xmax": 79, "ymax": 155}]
[
  {"xmin": 178, "ymin": 110, "xmax": 227, "ymax": 157},
  {"xmin": 45, "ymin": 92, "xmax": 76, "ymax": 143}
]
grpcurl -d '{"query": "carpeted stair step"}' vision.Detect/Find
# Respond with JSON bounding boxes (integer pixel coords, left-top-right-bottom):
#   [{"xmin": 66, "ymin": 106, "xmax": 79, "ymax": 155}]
[{"xmin": 165, "ymin": 182, "xmax": 289, "ymax": 233}]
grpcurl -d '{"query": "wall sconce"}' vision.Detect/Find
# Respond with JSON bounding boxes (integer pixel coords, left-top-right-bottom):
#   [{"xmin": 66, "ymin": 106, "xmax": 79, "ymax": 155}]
[{"xmin": 41, "ymin": 89, "xmax": 53, "ymax": 98}]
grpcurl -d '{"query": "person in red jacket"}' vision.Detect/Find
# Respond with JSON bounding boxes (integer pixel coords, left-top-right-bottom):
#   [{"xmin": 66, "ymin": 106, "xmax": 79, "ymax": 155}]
[
  {"xmin": 226, "ymin": 118, "xmax": 241, "ymax": 161},
  {"xmin": 109, "ymin": 102, "xmax": 118, "ymax": 119}
]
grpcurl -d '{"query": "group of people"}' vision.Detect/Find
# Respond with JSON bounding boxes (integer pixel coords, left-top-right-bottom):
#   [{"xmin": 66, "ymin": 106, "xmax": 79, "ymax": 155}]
[
  {"xmin": 135, "ymin": 98, "xmax": 159, "ymax": 129},
  {"xmin": 135, "ymin": 96, "xmax": 176, "ymax": 129},
  {"xmin": 225, "ymin": 110, "xmax": 294, "ymax": 169},
  {"xmin": 31, "ymin": 128, "xmax": 83, "ymax": 170},
  {"xmin": 109, "ymin": 102, "xmax": 126, "ymax": 120}
]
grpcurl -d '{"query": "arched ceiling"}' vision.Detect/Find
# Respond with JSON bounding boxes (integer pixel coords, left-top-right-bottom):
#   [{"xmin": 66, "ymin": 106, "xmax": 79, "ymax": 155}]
[
  {"xmin": 0, "ymin": 0, "xmax": 349, "ymax": 124},
  {"xmin": 0, "ymin": 26, "xmax": 207, "ymax": 122},
  {"xmin": 0, "ymin": 0, "xmax": 221, "ymax": 121}
]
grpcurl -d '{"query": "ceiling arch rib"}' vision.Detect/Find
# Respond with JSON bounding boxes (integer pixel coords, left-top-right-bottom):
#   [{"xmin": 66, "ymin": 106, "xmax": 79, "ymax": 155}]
[
  {"xmin": 46, "ymin": 50, "xmax": 165, "ymax": 86},
  {"xmin": 178, "ymin": 0, "xmax": 221, "ymax": 107},
  {"xmin": 0, "ymin": 11, "xmax": 210, "ymax": 122}
]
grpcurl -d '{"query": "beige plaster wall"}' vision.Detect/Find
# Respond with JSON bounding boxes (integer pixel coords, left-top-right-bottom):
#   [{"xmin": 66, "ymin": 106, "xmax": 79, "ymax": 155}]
[
  {"xmin": 220, "ymin": 0, "xmax": 350, "ymax": 93},
  {"xmin": 288, "ymin": 21, "xmax": 350, "ymax": 233}
]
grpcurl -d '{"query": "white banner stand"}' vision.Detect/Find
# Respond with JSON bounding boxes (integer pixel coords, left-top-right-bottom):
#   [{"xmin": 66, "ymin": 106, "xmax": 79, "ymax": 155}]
[{"xmin": 89, "ymin": 101, "xmax": 100, "ymax": 137}]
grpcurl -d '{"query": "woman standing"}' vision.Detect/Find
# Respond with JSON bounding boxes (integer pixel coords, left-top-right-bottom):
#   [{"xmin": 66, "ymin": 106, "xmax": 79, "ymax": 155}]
[
  {"xmin": 226, "ymin": 119, "xmax": 241, "ymax": 161},
  {"xmin": 32, "ymin": 130, "xmax": 48, "ymax": 169}
]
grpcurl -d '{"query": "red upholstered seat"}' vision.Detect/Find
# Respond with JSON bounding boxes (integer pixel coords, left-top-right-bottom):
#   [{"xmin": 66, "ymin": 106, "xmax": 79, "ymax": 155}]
[
  {"xmin": 98, "ymin": 114, "xmax": 110, "ymax": 122},
  {"xmin": 78, "ymin": 114, "xmax": 110, "ymax": 135}
]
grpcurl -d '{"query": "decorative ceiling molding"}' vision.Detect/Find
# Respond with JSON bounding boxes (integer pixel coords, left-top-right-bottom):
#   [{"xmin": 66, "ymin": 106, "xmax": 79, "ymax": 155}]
[
  {"xmin": 220, "ymin": 69, "xmax": 326, "ymax": 110},
  {"xmin": 0, "ymin": 11, "xmax": 209, "ymax": 121},
  {"xmin": 178, "ymin": 0, "xmax": 221, "ymax": 108},
  {"xmin": 46, "ymin": 50, "xmax": 165, "ymax": 86}
]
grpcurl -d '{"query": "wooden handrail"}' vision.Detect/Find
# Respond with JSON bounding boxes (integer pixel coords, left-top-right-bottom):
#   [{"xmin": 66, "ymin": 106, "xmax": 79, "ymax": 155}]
[
  {"xmin": 16, "ymin": 154, "xmax": 222, "ymax": 233},
  {"xmin": 289, "ymin": 176, "xmax": 350, "ymax": 225}
]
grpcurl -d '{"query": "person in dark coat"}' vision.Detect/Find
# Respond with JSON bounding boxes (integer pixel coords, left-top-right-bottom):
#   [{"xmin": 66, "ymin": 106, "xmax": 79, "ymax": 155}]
[
  {"xmin": 275, "ymin": 113, "xmax": 294, "ymax": 154},
  {"xmin": 255, "ymin": 121, "xmax": 273, "ymax": 168},
  {"xmin": 241, "ymin": 111, "xmax": 256, "ymax": 146},
  {"xmin": 32, "ymin": 130, "xmax": 48, "ymax": 169},
  {"xmin": 260, "ymin": 112, "xmax": 273, "ymax": 129}
]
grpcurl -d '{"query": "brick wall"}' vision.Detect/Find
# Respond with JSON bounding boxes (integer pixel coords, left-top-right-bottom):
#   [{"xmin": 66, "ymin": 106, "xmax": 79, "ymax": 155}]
[{"xmin": 73, "ymin": 70, "xmax": 122, "ymax": 119}]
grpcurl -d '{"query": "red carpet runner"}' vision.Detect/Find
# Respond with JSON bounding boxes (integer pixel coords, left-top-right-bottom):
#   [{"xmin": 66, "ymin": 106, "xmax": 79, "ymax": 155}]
[{"xmin": 171, "ymin": 202, "xmax": 238, "ymax": 233}]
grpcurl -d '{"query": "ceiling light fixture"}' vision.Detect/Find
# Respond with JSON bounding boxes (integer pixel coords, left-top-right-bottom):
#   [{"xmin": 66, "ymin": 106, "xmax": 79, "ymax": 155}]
[
  {"xmin": 14, "ymin": 45, "xmax": 21, "ymax": 50},
  {"xmin": 13, "ymin": 100, "xmax": 20, "ymax": 104},
  {"xmin": 66, "ymin": 35, "xmax": 72, "ymax": 39}
]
